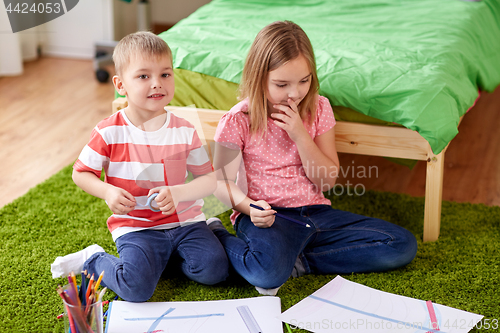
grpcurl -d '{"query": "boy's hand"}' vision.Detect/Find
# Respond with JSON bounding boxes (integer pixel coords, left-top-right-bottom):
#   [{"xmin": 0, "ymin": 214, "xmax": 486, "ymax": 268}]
[
  {"xmin": 105, "ymin": 186, "xmax": 136, "ymax": 215},
  {"xmin": 249, "ymin": 200, "xmax": 275, "ymax": 228},
  {"xmin": 148, "ymin": 186, "xmax": 178, "ymax": 215}
]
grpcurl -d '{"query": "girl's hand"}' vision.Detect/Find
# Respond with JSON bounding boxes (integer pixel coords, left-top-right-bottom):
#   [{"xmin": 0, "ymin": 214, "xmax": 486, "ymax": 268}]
[
  {"xmin": 270, "ymin": 98, "xmax": 309, "ymax": 143},
  {"xmin": 148, "ymin": 186, "xmax": 178, "ymax": 215},
  {"xmin": 105, "ymin": 186, "xmax": 136, "ymax": 215},
  {"xmin": 249, "ymin": 200, "xmax": 276, "ymax": 228}
]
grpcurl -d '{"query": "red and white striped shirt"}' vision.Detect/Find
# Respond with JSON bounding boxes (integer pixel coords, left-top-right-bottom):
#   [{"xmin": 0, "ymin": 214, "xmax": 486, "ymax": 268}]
[{"xmin": 74, "ymin": 109, "xmax": 213, "ymax": 241}]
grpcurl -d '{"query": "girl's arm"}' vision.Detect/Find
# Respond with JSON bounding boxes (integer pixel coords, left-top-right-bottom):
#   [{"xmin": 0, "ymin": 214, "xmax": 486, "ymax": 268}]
[
  {"xmin": 213, "ymin": 143, "xmax": 276, "ymax": 227},
  {"xmin": 297, "ymin": 126, "xmax": 339, "ymax": 191},
  {"xmin": 271, "ymin": 99, "xmax": 339, "ymax": 191},
  {"xmin": 72, "ymin": 169, "xmax": 136, "ymax": 215}
]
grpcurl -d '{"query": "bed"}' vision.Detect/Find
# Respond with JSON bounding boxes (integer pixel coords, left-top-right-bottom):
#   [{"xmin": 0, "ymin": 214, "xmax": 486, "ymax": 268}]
[{"xmin": 112, "ymin": 0, "xmax": 500, "ymax": 241}]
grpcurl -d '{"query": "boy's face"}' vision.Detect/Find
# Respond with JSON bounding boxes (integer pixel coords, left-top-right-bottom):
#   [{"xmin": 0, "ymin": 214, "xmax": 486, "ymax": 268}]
[{"xmin": 113, "ymin": 54, "xmax": 174, "ymax": 117}]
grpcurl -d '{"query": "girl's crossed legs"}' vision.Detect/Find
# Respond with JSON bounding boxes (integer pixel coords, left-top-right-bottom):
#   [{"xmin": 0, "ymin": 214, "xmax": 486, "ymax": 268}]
[{"xmin": 212, "ymin": 205, "xmax": 417, "ymax": 289}]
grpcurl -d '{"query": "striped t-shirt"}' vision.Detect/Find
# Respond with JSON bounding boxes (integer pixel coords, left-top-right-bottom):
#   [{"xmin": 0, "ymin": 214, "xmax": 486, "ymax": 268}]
[{"xmin": 74, "ymin": 109, "xmax": 213, "ymax": 241}]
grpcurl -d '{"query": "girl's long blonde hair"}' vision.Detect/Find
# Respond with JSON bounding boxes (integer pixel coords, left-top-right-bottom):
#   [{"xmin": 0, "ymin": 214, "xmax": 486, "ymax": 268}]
[{"xmin": 240, "ymin": 21, "xmax": 319, "ymax": 135}]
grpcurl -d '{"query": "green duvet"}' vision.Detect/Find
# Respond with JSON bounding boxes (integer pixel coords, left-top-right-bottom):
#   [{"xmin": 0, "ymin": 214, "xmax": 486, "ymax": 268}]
[{"xmin": 160, "ymin": 0, "xmax": 500, "ymax": 154}]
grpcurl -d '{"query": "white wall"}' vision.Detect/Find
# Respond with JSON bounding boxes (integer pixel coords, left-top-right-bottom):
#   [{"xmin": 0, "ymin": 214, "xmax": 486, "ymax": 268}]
[
  {"xmin": 150, "ymin": 0, "xmax": 211, "ymax": 25},
  {"xmin": 40, "ymin": 0, "xmax": 114, "ymax": 58},
  {"xmin": 0, "ymin": 0, "xmax": 209, "ymax": 62},
  {"xmin": 0, "ymin": 0, "xmax": 105, "ymax": 73},
  {"xmin": 0, "ymin": 6, "xmax": 23, "ymax": 75},
  {"xmin": 114, "ymin": 0, "xmax": 211, "ymax": 40}
]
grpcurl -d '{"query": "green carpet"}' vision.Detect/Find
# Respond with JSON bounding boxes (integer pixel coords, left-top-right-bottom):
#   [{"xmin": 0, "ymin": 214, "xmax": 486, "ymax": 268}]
[{"xmin": 0, "ymin": 165, "xmax": 498, "ymax": 332}]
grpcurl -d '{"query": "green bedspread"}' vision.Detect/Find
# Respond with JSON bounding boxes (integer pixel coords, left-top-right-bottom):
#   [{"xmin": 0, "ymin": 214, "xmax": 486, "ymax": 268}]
[{"xmin": 160, "ymin": 0, "xmax": 500, "ymax": 154}]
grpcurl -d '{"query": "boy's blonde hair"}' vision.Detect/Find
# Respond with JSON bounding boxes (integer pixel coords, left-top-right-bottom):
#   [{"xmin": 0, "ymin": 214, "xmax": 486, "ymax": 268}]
[
  {"xmin": 113, "ymin": 31, "xmax": 173, "ymax": 75},
  {"xmin": 240, "ymin": 21, "xmax": 319, "ymax": 134}
]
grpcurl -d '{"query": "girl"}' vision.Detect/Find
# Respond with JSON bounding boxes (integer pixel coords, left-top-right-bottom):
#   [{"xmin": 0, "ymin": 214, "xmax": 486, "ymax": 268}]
[{"xmin": 209, "ymin": 21, "xmax": 417, "ymax": 295}]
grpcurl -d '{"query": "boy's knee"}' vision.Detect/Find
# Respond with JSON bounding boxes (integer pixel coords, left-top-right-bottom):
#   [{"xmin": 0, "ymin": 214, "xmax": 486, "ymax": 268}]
[{"xmin": 196, "ymin": 265, "xmax": 229, "ymax": 285}]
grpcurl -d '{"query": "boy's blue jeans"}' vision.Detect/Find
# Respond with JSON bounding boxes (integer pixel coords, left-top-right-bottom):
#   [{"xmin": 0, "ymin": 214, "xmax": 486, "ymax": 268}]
[
  {"xmin": 212, "ymin": 205, "xmax": 417, "ymax": 289},
  {"xmin": 84, "ymin": 222, "xmax": 229, "ymax": 302}
]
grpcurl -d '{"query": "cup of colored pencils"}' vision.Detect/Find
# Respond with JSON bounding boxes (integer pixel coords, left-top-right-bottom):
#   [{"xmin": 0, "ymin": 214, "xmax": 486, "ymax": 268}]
[{"xmin": 57, "ymin": 271, "xmax": 106, "ymax": 333}]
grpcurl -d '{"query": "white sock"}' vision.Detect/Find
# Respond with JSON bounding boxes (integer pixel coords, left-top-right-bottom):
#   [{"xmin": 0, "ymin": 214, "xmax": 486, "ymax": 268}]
[
  {"xmin": 50, "ymin": 244, "xmax": 105, "ymax": 278},
  {"xmin": 206, "ymin": 217, "xmax": 222, "ymax": 225},
  {"xmin": 206, "ymin": 217, "xmax": 226, "ymax": 231},
  {"xmin": 255, "ymin": 285, "xmax": 281, "ymax": 296}
]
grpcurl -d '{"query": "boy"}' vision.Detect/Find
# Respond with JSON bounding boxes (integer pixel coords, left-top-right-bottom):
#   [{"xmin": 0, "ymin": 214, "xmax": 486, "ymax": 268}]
[{"xmin": 51, "ymin": 31, "xmax": 228, "ymax": 302}]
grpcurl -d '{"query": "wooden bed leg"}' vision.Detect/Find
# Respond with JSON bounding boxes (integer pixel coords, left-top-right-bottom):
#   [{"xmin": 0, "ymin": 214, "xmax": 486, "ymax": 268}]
[
  {"xmin": 423, "ymin": 149, "xmax": 445, "ymax": 242},
  {"xmin": 112, "ymin": 97, "xmax": 128, "ymax": 114}
]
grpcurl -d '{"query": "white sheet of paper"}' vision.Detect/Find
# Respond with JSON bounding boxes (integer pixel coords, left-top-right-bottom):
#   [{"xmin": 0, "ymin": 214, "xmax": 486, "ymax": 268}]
[
  {"xmin": 279, "ymin": 276, "xmax": 483, "ymax": 333},
  {"xmin": 105, "ymin": 296, "xmax": 282, "ymax": 333}
]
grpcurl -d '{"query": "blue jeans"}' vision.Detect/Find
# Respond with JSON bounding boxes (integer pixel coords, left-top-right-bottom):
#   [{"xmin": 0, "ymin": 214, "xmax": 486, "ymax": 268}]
[
  {"xmin": 84, "ymin": 222, "xmax": 229, "ymax": 302},
  {"xmin": 212, "ymin": 205, "xmax": 417, "ymax": 289}
]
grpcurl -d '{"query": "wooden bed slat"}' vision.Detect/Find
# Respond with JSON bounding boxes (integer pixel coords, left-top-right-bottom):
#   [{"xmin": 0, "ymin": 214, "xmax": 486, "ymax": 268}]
[{"xmin": 335, "ymin": 122, "xmax": 430, "ymax": 161}]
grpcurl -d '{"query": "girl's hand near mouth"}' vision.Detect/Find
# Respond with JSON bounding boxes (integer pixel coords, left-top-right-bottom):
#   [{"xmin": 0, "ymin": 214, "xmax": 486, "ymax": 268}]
[{"xmin": 270, "ymin": 98, "xmax": 309, "ymax": 143}]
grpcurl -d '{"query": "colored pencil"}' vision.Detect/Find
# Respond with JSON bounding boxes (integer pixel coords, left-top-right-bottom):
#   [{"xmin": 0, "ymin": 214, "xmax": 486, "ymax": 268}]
[
  {"xmin": 56, "ymin": 271, "xmax": 106, "ymax": 332},
  {"xmin": 66, "ymin": 276, "xmax": 81, "ymax": 307},
  {"xmin": 70, "ymin": 272, "xmax": 81, "ymax": 307},
  {"xmin": 94, "ymin": 270, "xmax": 104, "ymax": 291},
  {"xmin": 57, "ymin": 287, "xmax": 77, "ymax": 333},
  {"xmin": 97, "ymin": 287, "xmax": 108, "ymax": 303},
  {"xmin": 85, "ymin": 274, "xmax": 94, "ymax": 302},
  {"xmin": 84, "ymin": 295, "xmax": 94, "ymax": 317},
  {"xmin": 80, "ymin": 270, "xmax": 87, "ymax": 306},
  {"xmin": 250, "ymin": 204, "xmax": 311, "ymax": 228},
  {"xmin": 56, "ymin": 301, "xmax": 109, "ymax": 319}
]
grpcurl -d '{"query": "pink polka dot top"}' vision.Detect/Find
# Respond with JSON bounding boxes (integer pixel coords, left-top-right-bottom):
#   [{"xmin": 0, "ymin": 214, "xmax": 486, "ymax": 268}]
[{"xmin": 214, "ymin": 95, "xmax": 336, "ymax": 223}]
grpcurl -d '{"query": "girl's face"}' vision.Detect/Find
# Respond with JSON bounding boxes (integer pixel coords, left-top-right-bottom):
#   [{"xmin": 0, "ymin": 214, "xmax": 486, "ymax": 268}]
[{"xmin": 266, "ymin": 54, "xmax": 312, "ymax": 114}]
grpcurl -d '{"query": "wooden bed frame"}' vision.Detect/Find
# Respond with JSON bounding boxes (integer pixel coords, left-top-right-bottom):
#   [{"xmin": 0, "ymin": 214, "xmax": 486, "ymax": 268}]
[{"xmin": 112, "ymin": 97, "xmax": 451, "ymax": 242}]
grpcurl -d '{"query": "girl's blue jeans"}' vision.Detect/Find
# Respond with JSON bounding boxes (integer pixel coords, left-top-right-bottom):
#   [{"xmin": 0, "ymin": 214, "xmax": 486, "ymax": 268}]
[
  {"xmin": 212, "ymin": 205, "xmax": 417, "ymax": 289},
  {"xmin": 84, "ymin": 222, "xmax": 229, "ymax": 302}
]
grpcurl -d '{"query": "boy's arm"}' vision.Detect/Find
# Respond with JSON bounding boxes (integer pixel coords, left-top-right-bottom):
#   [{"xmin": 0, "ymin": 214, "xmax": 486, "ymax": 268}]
[
  {"xmin": 154, "ymin": 171, "xmax": 217, "ymax": 203},
  {"xmin": 148, "ymin": 171, "xmax": 216, "ymax": 215},
  {"xmin": 72, "ymin": 169, "xmax": 136, "ymax": 215}
]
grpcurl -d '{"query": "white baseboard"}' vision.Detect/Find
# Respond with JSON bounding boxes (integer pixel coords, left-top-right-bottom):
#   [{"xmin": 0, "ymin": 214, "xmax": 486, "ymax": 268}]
[{"xmin": 41, "ymin": 45, "xmax": 93, "ymax": 60}]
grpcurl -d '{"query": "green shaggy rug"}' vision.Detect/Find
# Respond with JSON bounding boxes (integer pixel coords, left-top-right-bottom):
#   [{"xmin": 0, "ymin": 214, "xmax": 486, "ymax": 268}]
[{"xmin": 0, "ymin": 165, "xmax": 498, "ymax": 332}]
